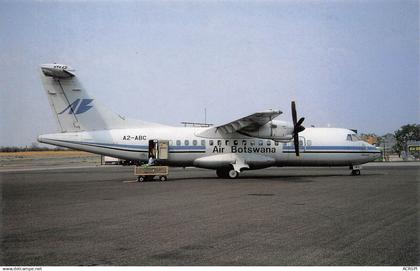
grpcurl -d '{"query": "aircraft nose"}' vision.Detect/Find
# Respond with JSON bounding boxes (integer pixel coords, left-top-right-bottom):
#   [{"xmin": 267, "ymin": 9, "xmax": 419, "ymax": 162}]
[
  {"xmin": 368, "ymin": 145, "xmax": 382, "ymax": 161},
  {"xmin": 375, "ymin": 147, "xmax": 382, "ymax": 159},
  {"xmin": 363, "ymin": 142, "xmax": 381, "ymax": 161}
]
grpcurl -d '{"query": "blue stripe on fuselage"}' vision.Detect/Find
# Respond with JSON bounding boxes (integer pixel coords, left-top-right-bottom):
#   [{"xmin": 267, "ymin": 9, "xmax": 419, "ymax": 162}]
[
  {"xmin": 48, "ymin": 139, "xmax": 379, "ymax": 154},
  {"xmin": 283, "ymin": 145, "xmax": 378, "ymax": 151}
]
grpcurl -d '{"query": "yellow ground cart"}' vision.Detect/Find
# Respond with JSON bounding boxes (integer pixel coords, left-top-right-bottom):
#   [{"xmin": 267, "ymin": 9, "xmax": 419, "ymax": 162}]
[{"xmin": 134, "ymin": 165, "xmax": 169, "ymax": 182}]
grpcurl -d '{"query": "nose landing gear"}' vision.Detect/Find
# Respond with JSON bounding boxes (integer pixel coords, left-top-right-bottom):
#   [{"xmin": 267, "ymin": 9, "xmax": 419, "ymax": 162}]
[
  {"xmin": 216, "ymin": 166, "xmax": 239, "ymax": 179},
  {"xmin": 350, "ymin": 165, "xmax": 362, "ymax": 176}
]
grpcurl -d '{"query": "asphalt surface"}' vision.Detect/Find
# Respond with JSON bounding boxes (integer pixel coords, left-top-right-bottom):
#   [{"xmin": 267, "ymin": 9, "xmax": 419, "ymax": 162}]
[{"xmin": 1, "ymin": 165, "xmax": 419, "ymax": 265}]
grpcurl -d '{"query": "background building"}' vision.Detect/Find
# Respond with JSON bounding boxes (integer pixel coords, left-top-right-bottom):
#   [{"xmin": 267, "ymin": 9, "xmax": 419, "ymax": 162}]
[{"xmin": 407, "ymin": 140, "xmax": 420, "ymax": 160}]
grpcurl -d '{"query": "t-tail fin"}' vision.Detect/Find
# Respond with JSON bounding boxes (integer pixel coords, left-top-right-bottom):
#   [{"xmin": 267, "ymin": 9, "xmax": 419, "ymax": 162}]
[{"xmin": 40, "ymin": 64, "xmax": 161, "ymax": 132}]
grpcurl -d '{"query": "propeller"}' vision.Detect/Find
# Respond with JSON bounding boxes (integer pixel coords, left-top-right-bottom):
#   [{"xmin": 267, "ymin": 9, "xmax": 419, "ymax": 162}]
[{"xmin": 291, "ymin": 101, "xmax": 305, "ymax": 156}]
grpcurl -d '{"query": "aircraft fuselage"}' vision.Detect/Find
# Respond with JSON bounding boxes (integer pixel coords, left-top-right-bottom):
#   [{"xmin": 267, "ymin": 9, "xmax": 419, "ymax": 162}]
[{"xmin": 39, "ymin": 126, "xmax": 381, "ymax": 169}]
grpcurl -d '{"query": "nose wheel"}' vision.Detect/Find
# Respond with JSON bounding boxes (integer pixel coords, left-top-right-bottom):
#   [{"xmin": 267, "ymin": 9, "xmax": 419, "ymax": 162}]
[
  {"xmin": 350, "ymin": 165, "xmax": 362, "ymax": 176},
  {"xmin": 228, "ymin": 169, "xmax": 239, "ymax": 179},
  {"xmin": 216, "ymin": 167, "xmax": 239, "ymax": 179}
]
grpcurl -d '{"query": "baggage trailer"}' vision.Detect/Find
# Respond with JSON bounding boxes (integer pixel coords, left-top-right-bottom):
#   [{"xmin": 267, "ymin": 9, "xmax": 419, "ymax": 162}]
[{"xmin": 134, "ymin": 166, "xmax": 169, "ymax": 182}]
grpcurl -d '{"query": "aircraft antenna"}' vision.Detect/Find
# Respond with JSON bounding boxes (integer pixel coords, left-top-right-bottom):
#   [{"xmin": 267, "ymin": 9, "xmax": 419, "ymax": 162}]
[{"xmin": 204, "ymin": 108, "xmax": 207, "ymax": 124}]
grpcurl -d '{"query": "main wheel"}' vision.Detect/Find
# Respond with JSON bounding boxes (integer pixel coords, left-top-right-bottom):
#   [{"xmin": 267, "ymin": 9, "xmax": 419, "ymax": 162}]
[
  {"xmin": 138, "ymin": 176, "xmax": 145, "ymax": 182},
  {"xmin": 351, "ymin": 169, "xmax": 361, "ymax": 176},
  {"xmin": 228, "ymin": 169, "xmax": 239, "ymax": 179},
  {"xmin": 159, "ymin": 175, "xmax": 167, "ymax": 182}
]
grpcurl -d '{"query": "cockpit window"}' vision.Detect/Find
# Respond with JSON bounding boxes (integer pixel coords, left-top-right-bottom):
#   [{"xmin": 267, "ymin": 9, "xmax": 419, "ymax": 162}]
[{"xmin": 347, "ymin": 134, "xmax": 361, "ymax": 141}]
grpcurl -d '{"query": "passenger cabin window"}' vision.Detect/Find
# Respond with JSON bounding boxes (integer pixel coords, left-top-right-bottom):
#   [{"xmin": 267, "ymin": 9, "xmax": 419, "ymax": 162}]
[
  {"xmin": 242, "ymin": 140, "xmax": 247, "ymax": 145},
  {"xmin": 209, "ymin": 140, "xmax": 214, "ymax": 146},
  {"xmin": 233, "ymin": 140, "xmax": 238, "ymax": 145},
  {"xmin": 201, "ymin": 140, "xmax": 206, "ymax": 146},
  {"xmin": 258, "ymin": 140, "xmax": 263, "ymax": 146},
  {"xmin": 266, "ymin": 140, "xmax": 271, "ymax": 146},
  {"xmin": 274, "ymin": 141, "xmax": 279, "ymax": 146},
  {"xmin": 169, "ymin": 140, "xmax": 173, "ymax": 146},
  {"xmin": 193, "ymin": 140, "xmax": 197, "ymax": 146},
  {"xmin": 250, "ymin": 140, "xmax": 255, "ymax": 146},
  {"xmin": 185, "ymin": 140, "xmax": 189, "ymax": 146},
  {"xmin": 306, "ymin": 140, "xmax": 312, "ymax": 146},
  {"xmin": 176, "ymin": 140, "xmax": 181, "ymax": 146},
  {"xmin": 217, "ymin": 140, "xmax": 222, "ymax": 146},
  {"xmin": 225, "ymin": 140, "xmax": 229, "ymax": 145}
]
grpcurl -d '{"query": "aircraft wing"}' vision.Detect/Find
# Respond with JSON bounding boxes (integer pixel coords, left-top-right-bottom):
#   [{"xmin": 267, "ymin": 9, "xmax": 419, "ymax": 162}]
[{"xmin": 208, "ymin": 110, "xmax": 282, "ymax": 134}]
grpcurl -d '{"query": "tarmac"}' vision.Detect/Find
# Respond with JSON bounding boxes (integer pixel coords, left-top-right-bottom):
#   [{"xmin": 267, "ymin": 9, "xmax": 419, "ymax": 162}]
[{"xmin": 1, "ymin": 161, "xmax": 419, "ymax": 266}]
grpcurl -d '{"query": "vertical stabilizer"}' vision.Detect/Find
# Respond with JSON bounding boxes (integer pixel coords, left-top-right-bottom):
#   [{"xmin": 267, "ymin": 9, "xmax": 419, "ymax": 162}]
[{"xmin": 40, "ymin": 64, "xmax": 160, "ymax": 132}]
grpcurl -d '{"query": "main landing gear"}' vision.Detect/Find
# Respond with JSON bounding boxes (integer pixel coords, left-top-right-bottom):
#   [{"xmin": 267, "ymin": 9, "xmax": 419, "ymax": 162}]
[
  {"xmin": 216, "ymin": 167, "xmax": 239, "ymax": 179},
  {"xmin": 350, "ymin": 165, "xmax": 362, "ymax": 176}
]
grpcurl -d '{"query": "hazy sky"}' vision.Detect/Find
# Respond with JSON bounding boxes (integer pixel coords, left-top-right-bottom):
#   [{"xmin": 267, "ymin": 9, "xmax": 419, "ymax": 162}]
[{"xmin": 0, "ymin": 0, "xmax": 418, "ymax": 146}]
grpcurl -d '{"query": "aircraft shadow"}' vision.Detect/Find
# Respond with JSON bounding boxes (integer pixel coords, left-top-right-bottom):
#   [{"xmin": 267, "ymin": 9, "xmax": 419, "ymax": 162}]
[
  {"xmin": 125, "ymin": 173, "xmax": 383, "ymax": 183},
  {"xmin": 166, "ymin": 172, "xmax": 383, "ymax": 182}
]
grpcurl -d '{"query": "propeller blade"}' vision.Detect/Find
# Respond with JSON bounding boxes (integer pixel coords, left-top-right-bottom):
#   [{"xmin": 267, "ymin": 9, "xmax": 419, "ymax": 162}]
[
  {"xmin": 294, "ymin": 133, "xmax": 300, "ymax": 156},
  {"xmin": 291, "ymin": 101, "xmax": 297, "ymax": 126},
  {"xmin": 291, "ymin": 101, "xmax": 304, "ymax": 157},
  {"xmin": 296, "ymin": 125, "xmax": 305, "ymax": 133},
  {"xmin": 296, "ymin": 117, "xmax": 305, "ymax": 127}
]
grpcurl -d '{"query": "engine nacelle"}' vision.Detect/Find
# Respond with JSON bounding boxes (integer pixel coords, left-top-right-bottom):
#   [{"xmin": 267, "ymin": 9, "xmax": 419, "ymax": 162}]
[{"xmin": 244, "ymin": 120, "xmax": 294, "ymax": 142}]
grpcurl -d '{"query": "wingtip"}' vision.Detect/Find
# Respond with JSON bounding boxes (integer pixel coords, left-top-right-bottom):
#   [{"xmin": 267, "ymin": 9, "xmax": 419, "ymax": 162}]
[{"xmin": 266, "ymin": 109, "xmax": 282, "ymax": 115}]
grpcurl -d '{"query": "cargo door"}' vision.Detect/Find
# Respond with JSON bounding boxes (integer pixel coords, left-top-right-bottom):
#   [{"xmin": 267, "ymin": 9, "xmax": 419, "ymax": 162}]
[
  {"xmin": 148, "ymin": 140, "xmax": 169, "ymax": 161},
  {"xmin": 158, "ymin": 140, "xmax": 169, "ymax": 160}
]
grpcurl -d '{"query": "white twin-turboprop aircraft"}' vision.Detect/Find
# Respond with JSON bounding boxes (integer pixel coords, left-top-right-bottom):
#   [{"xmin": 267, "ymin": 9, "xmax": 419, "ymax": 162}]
[{"xmin": 38, "ymin": 64, "xmax": 381, "ymax": 178}]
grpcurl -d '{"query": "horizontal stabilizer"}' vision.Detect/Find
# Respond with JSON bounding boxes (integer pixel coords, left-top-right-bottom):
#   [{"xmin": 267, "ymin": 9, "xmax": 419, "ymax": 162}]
[{"xmin": 41, "ymin": 64, "xmax": 75, "ymax": 79}]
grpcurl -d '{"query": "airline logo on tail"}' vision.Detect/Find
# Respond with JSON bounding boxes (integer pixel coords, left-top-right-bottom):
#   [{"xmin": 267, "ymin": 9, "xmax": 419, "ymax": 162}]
[{"xmin": 58, "ymin": 99, "xmax": 94, "ymax": 115}]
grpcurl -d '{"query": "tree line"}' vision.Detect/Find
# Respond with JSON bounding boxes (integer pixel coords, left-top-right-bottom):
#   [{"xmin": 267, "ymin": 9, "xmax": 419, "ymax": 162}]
[
  {"xmin": 362, "ymin": 124, "xmax": 420, "ymax": 155},
  {"xmin": 0, "ymin": 143, "xmax": 68, "ymax": 152}
]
